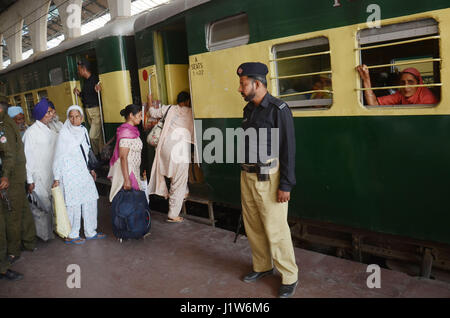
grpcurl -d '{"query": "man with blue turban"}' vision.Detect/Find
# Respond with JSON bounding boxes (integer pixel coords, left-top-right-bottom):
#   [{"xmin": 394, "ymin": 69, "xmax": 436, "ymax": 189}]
[
  {"xmin": 22, "ymin": 98, "xmax": 57, "ymax": 241},
  {"xmin": 7, "ymin": 106, "xmax": 27, "ymax": 137}
]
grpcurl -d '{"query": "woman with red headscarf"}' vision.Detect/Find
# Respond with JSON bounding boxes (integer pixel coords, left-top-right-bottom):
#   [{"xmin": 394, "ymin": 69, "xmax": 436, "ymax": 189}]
[{"xmin": 356, "ymin": 65, "xmax": 438, "ymax": 106}]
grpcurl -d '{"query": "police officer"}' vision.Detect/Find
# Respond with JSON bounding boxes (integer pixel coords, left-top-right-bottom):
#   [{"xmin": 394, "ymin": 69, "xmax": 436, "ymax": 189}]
[
  {"xmin": 0, "ymin": 103, "xmax": 35, "ymax": 280},
  {"xmin": 237, "ymin": 62, "xmax": 298, "ymax": 298}
]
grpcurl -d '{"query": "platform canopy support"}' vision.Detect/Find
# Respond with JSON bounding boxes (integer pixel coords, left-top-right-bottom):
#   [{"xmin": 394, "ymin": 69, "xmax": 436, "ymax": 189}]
[{"xmin": 107, "ymin": 0, "xmax": 131, "ymax": 20}]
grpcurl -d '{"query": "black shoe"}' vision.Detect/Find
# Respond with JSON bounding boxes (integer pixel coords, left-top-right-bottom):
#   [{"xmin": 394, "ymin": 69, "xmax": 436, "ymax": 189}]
[
  {"xmin": 7, "ymin": 255, "xmax": 21, "ymax": 264},
  {"xmin": 243, "ymin": 269, "xmax": 274, "ymax": 283},
  {"xmin": 0, "ymin": 270, "xmax": 24, "ymax": 281},
  {"xmin": 278, "ymin": 280, "xmax": 298, "ymax": 298}
]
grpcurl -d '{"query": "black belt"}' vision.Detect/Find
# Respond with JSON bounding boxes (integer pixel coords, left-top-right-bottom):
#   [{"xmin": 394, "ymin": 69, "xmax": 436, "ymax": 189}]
[
  {"xmin": 240, "ymin": 164, "xmax": 260, "ymax": 173},
  {"xmin": 240, "ymin": 162, "xmax": 274, "ymax": 181}
]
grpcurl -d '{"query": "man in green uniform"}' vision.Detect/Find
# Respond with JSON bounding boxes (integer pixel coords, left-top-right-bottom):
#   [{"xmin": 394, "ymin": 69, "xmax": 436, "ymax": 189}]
[
  {"xmin": 0, "ymin": 103, "xmax": 36, "ymax": 281},
  {"xmin": 237, "ymin": 62, "xmax": 298, "ymax": 298}
]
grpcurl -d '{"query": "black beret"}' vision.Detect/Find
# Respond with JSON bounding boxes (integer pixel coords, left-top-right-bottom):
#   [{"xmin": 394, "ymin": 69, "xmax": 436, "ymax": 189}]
[{"xmin": 237, "ymin": 62, "xmax": 268, "ymax": 77}]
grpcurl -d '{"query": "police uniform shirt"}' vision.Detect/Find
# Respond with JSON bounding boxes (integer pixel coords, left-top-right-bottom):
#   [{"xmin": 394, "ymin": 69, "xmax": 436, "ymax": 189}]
[
  {"xmin": 241, "ymin": 92, "xmax": 296, "ymax": 192},
  {"xmin": 0, "ymin": 111, "xmax": 26, "ymax": 183},
  {"xmin": 81, "ymin": 74, "xmax": 100, "ymax": 108}
]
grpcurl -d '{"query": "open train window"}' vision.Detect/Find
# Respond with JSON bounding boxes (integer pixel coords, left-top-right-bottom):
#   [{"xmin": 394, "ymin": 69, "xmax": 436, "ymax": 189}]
[
  {"xmin": 272, "ymin": 37, "xmax": 333, "ymax": 109},
  {"xmin": 357, "ymin": 18, "xmax": 441, "ymax": 108},
  {"xmin": 13, "ymin": 95, "xmax": 22, "ymax": 107},
  {"xmin": 25, "ymin": 93, "xmax": 35, "ymax": 121},
  {"xmin": 38, "ymin": 90, "xmax": 48, "ymax": 101},
  {"xmin": 206, "ymin": 13, "xmax": 249, "ymax": 51}
]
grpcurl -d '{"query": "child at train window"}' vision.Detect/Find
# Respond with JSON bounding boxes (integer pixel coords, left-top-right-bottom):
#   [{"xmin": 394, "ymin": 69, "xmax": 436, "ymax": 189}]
[{"xmin": 356, "ymin": 65, "xmax": 438, "ymax": 106}]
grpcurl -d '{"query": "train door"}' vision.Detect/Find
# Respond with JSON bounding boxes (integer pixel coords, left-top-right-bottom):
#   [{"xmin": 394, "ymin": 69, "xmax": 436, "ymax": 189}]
[
  {"xmin": 69, "ymin": 49, "xmax": 99, "ymax": 130},
  {"xmin": 155, "ymin": 19, "xmax": 205, "ymax": 187}
]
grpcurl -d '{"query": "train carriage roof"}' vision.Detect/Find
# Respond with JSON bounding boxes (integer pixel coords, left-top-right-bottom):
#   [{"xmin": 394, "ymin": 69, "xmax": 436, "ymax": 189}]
[
  {"xmin": 134, "ymin": 0, "xmax": 211, "ymax": 33},
  {"xmin": 0, "ymin": 14, "xmax": 142, "ymax": 75}
]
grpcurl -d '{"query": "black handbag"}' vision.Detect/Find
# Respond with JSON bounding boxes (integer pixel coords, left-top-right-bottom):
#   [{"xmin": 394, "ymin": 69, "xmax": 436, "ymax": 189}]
[{"xmin": 80, "ymin": 133, "xmax": 101, "ymax": 171}]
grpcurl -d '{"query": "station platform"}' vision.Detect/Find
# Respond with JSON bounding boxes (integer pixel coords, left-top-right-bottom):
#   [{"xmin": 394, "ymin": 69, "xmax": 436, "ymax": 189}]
[{"xmin": 1, "ymin": 196, "xmax": 450, "ymax": 298}]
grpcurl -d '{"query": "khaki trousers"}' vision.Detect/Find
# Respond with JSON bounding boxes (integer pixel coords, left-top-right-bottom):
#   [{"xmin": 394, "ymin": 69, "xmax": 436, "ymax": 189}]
[
  {"xmin": 85, "ymin": 107, "xmax": 104, "ymax": 156},
  {"xmin": 6, "ymin": 182, "xmax": 36, "ymax": 257},
  {"xmin": 240, "ymin": 169, "xmax": 298, "ymax": 285}
]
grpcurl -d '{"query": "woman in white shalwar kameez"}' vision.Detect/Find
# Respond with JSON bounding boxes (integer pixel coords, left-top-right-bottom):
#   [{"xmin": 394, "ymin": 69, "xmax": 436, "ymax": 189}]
[
  {"xmin": 52, "ymin": 105, "xmax": 106, "ymax": 245},
  {"xmin": 147, "ymin": 92, "xmax": 194, "ymax": 223}
]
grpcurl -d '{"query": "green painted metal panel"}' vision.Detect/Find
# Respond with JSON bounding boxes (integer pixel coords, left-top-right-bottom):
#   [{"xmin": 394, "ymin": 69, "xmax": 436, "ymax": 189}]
[
  {"xmin": 103, "ymin": 122, "xmax": 121, "ymax": 142},
  {"xmin": 1, "ymin": 35, "xmax": 138, "ymax": 95},
  {"xmin": 135, "ymin": 28, "xmax": 155, "ymax": 69},
  {"xmin": 162, "ymin": 30, "xmax": 189, "ymax": 65},
  {"xmin": 0, "ymin": 53, "xmax": 69, "ymax": 95},
  {"xmin": 97, "ymin": 36, "xmax": 135, "ymax": 74},
  {"xmin": 185, "ymin": 0, "xmax": 450, "ymax": 55},
  {"xmin": 197, "ymin": 115, "xmax": 450, "ymax": 244}
]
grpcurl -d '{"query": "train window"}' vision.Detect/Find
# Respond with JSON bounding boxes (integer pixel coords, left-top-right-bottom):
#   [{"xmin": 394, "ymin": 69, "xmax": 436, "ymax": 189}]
[
  {"xmin": 272, "ymin": 37, "xmax": 333, "ymax": 109},
  {"xmin": 357, "ymin": 18, "xmax": 441, "ymax": 107},
  {"xmin": 206, "ymin": 13, "xmax": 249, "ymax": 51},
  {"xmin": 38, "ymin": 90, "xmax": 48, "ymax": 101},
  {"xmin": 49, "ymin": 67, "xmax": 63, "ymax": 86},
  {"xmin": 25, "ymin": 93, "xmax": 35, "ymax": 121},
  {"xmin": 13, "ymin": 95, "xmax": 22, "ymax": 107}
]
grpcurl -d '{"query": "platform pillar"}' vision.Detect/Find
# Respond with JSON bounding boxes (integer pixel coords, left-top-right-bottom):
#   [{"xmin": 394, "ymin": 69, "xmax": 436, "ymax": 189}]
[
  {"xmin": 107, "ymin": 0, "xmax": 131, "ymax": 20},
  {"xmin": 25, "ymin": 0, "xmax": 51, "ymax": 54},
  {"xmin": 4, "ymin": 20, "xmax": 23, "ymax": 65}
]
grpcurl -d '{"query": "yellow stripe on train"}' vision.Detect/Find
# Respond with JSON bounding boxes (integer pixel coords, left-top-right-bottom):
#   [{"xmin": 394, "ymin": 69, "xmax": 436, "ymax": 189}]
[{"xmin": 189, "ymin": 8, "xmax": 450, "ymax": 119}]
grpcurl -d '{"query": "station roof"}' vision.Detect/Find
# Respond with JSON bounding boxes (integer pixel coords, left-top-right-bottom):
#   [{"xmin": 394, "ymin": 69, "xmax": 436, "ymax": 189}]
[
  {"xmin": 0, "ymin": 0, "xmax": 17, "ymax": 15},
  {"xmin": 1, "ymin": 0, "xmax": 167, "ymax": 65}
]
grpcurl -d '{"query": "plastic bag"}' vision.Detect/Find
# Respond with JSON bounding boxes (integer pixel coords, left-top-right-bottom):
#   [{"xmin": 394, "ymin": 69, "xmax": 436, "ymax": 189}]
[
  {"xmin": 28, "ymin": 191, "xmax": 54, "ymax": 241},
  {"xmin": 51, "ymin": 186, "xmax": 71, "ymax": 238}
]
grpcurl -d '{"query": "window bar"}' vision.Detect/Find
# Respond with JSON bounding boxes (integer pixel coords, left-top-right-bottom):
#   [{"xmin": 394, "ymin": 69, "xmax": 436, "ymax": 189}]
[
  {"xmin": 271, "ymin": 70, "xmax": 332, "ymax": 80},
  {"xmin": 355, "ymin": 35, "xmax": 440, "ymax": 51},
  {"xmin": 277, "ymin": 89, "xmax": 334, "ymax": 98},
  {"xmin": 357, "ymin": 83, "xmax": 442, "ymax": 91},
  {"xmin": 365, "ymin": 58, "xmax": 441, "ymax": 70},
  {"xmin": 270, "ymin": 50, "xmax": 331, "ymax": 62}
]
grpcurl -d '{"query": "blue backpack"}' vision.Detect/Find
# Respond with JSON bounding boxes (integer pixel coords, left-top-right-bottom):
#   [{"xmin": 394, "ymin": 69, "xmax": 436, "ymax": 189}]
[{"xmin": 111, "ymin": 189, "xmax": 151, "ymax": 240}]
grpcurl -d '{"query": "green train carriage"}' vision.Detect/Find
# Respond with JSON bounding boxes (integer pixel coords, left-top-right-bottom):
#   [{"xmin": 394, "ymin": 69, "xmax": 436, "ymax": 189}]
[
  {"xmin": 134, "ymin": 0, "xmax": 450, "ymax": 276},
  {"xmin": 1, "ymin": 0, "xmax": 449, "ymax": 277},
  {"xmin": 0, "ymin": 17, "xmax": 142, "ymax": 141}
]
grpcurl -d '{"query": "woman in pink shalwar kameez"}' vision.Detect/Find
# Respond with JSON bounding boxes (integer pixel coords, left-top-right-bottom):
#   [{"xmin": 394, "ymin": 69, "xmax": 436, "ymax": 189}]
[{"xmin": 108, "ymin": 104, "xmax": 144, "ymax": 202}]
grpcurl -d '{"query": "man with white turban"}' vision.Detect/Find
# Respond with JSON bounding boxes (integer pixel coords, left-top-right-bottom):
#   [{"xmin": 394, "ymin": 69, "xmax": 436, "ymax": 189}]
[{"xmin": 7, "ymin": 106, "xmax": 27, "ymax": 137}]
